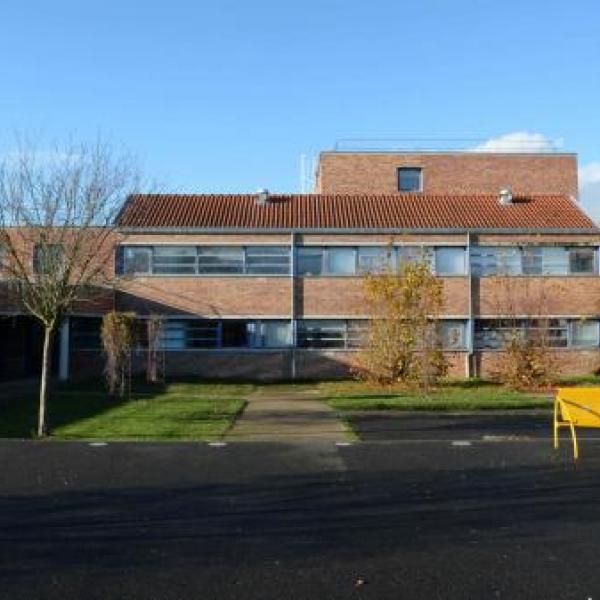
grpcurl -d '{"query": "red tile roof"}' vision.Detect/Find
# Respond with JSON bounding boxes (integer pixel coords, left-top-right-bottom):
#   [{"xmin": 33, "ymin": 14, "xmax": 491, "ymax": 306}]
[{"xmin": 117, "ymin": 194, "xmax": 598, "ymax": 231}]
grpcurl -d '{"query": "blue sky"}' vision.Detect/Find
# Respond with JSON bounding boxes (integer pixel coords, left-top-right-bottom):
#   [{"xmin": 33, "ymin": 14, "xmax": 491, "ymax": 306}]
[{"xmin": 1, "ymin": 0, "xmax": 599, "ymax": 215}]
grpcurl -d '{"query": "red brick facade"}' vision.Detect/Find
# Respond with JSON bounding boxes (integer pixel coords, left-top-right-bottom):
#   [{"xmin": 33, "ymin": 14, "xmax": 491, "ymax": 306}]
[
  {"xmin": 2, "ymin": 151, "xmax": 598, "ymax": 382},
  {"xmin": 316, "ymin": 152, "xmax": 579, "ymax": 197}
]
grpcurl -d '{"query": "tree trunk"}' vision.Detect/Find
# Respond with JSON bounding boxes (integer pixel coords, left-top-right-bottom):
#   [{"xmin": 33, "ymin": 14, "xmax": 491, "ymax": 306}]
[{"xmin": 38, "ymin": 325, "xmax": 55, "ymax": 437}]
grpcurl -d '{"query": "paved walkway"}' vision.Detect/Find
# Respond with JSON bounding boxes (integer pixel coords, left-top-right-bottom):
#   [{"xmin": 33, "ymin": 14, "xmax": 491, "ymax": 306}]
[{"xmin": 226, "ymin": 387, "xmax": 350, "ymax": 442}]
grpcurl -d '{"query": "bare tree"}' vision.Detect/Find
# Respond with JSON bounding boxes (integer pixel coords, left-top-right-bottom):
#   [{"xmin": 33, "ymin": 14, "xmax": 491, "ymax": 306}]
[{"xmin": 0, "ymin": 138, "xmax": 141, "ymax": 435}]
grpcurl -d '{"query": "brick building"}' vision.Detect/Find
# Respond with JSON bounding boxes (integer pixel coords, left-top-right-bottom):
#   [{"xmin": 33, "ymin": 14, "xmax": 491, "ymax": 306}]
[{"xmin": 1, "ymin": 150, "xmax": 599, "ymax": 381}]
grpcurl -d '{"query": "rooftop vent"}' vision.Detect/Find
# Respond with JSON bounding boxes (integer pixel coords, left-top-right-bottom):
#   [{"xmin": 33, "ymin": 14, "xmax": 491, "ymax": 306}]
[
  {"xmin": 498, "ymin": 187, "xmax": 513, "ymax": 205},
  {"xmin": 255, "ymin": 188, "xmax": 270, "ymax": 206}
]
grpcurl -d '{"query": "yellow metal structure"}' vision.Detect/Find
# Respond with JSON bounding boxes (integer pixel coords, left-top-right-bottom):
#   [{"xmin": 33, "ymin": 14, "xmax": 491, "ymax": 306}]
[{"xmin": 554, "ymin": 387, "xmax": 600, "ymax": 460}]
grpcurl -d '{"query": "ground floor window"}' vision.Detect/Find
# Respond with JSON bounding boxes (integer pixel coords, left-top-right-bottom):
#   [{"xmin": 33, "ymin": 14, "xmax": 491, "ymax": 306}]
[{"xmin": 474, "ymin": 319, "xmax": 599, "ymax": 349}]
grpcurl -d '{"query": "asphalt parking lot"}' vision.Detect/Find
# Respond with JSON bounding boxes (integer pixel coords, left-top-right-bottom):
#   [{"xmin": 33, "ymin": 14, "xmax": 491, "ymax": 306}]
[{"xmin": 2, "ymin": 414, "xmax": 600, "ymax": 599}]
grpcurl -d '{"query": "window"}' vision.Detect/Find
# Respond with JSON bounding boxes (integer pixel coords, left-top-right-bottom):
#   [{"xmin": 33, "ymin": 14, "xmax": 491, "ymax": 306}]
[
  {"xmin": 70, "ymin": 317, "xmax": 102, "ymax": 350},
  {"xmin": 522, "ymin": 247, "xmax": 543, "ymax": 275},
  {"xmin": 297, "ymin": 319, "xmax": 369, "ymax": 349},
  {"xmin": 471, "ymin": 246, "xmax": 597, "ymax": 276},
  {"xmin": 541, "ymin": 247, "xmax": 568, "ymax": 275},
  {"xmin": 398, "ymin": 167, "xmax": 422, "ymax": 192},
  {"xmin": 397, "ymin": 246, "xmax": 434, "ymax": 271},
  {"xmin": 33, "ymin": 243, "xmax": 64, "ymax": 275},
  {"xmin": 327, "ymin": 248, "xmax": 356, "ymax": 274},
  {"xmin": 221, "ymin": 320, "xmax": 249, "ymax": 347},
  {"xmin": 252, "ymin": 321, "xmax": 293, "ymax": 347},
  {"xmin": 475, "ymin": 319, "xmax": 570, "ymax": 349},
  {"xmin": 357, "ymin": 247, "xmax": 393, "ymax": 274},
  {"xmin": 495, "ymin": 247, "xmax": 522, "ymax": 275},
  {"xmin": 123, "ymin": 246, "xmax": 152, "ymax": 275},
  {"xmin": 569, "ymin": 248, "xmax": 596, "ymax": 274},
  {"xmin": 571, "ymin": 321, "xmax": 599, "ymax": 347},
  {"xmin": 346, "ymin": 320, "xmax": 369, "ymax": 348},
  {"xmin": 297, "ymin": 247, "xmax": 323, "ymax": 276},
  {"xmin": 153, "ymin": 246, "xmax": 197, "ymax": 275},
  {"xmin": 440, "ymin": 321, "xmax": 467, "ymax": 349},
  {"xmin": 197, "ymin": 246, "xmax": 244, "ymax": 274},
  {"xmin": 470, "ymin": 247, "xmax": 497, "ymax": 276},
  {"xmin": 246, "ymin": 246, "xmax": 290, "ymax": 275},
  {"xmin": 297, "ymin": 247, "xmax": 357, "ymax": 276},
  {"xmin": 435, "ymin": 248, "xmax": 466, "ymax": 275},
  {"xmin": 161, "ymin": 321, "xmax": 188, "ymax": 349},
  {"xmin": 297, "ymin": 320, "xmax": 347, "ymax": 349}
]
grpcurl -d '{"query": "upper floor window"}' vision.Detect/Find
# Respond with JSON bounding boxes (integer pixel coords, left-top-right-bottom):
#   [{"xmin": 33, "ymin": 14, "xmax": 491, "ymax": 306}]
[
  {"xmin": 33, "ymin": 243, "xmax": 64, "ymax": 275},
  {"xmin": 471, "ymin": 246, "xmax": 597, "ymax": 276},
  {"xmin": 119, "ymin": 245, "xmax": 290, "ymax": 276},
  {"xmin": 435, "ymin": 247, "xmax": 465, "ymax": 275},
  {"xmin": 397, "ymin": 167, "xmax": 422, "ymax": 192},
  {"xmin": 297, "ymin": 245, "xmax": 464, "ymax": 276}
]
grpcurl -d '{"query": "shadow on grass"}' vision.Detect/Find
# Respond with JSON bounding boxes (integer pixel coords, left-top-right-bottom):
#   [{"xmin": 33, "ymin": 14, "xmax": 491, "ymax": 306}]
[{"xmin": 0, "ymin": 379, "xmax": 134, "ymax": 438}]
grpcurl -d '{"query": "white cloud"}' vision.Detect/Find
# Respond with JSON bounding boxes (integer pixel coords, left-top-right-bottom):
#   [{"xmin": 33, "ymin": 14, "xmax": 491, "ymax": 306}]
[
  {"xmin": 579, "ymin": 162, "xmax": 600, "ymax": 224},
  {"xmin": 472, "ymin": 131, "xmax": 560, "ymax": 153},
  {"xmin": 580, "ymin": 162, "xmax": 600, "ymax": 187}
]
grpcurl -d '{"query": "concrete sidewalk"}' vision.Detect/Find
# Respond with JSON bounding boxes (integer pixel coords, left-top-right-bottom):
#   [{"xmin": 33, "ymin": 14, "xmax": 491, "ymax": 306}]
[{"xmin": 226, "ymin": 388, "xmax": 350, "ymax": 442}]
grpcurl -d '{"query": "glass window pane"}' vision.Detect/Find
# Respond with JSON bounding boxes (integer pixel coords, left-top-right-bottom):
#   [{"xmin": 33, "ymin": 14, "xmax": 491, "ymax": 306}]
[
  {"xmin": 245, "ymin": 246, "xmax": 290, "ymax": 275},
  {"xmin": 260, "ymin": 321, "xmax": 293, "ymax": 347},
  {"xmin": 161, "ymin": 321, "xmax": 187, "ymax": 349},
  {"xmin": 542, "ymin": 247, "xmax": 568, "ymax": 275},
  {"xmin": 153, "ymin": 246, "xmax": 197, "ymax": 275},
  {"xmin": 569, "ymin": 248, "xmax": 595, "ymax": 274},
  {"xmin": 436, "ymin": 248, "xmax": 466, "ymax": 275},
  {"xmin": 357, "ymin": 247, "xmax": 393, "ymax": 274},
  {"xmin": 398, "ymin": 168, "xmax": 422, "ymax": 192},
  {"xmin": 123, "ymin": 247, "xmax": 152, "ymax": 275},
  {"xmin": 70, "ymin": 317, "xmax": 102, "ymax": 350},
  {"xmin": 571, "ymin": 321, "xmax": 599, "ymax": 347},
  {"xmin": 522, "ymin": 247, "xmax": 542, "ymax": 275},
  {"xmin": 495, "ymin": 247, "xmax": 522, "ymax": 275},
  {"xmin": 347, "ymin": 320, "xmax": 369, "ymax": 348},
  {"xmin": 440, "ymin": 321, "xmax": 466, "ymax": 349},
  {"xmin": 197, "ymin": 247, "xmax": 244, "ymax": 274},
  {"xmin": 470, "ymin": 247, "xmax": 497, "ymax": 276},
  {"xmin": 397, "ymin": 247, "xmax": 434, "ymax": 271},
  {"xmin": 327, "ymin": 248, "xmax": 356, "ymax": 275},
  {"xmin": 298, "ymin": 248, "xmax": 324, "ymax": 276},
  {"xmin": 297, "ymin": 320, "xmax": 345, "ymax": 348},
  {"xmin": 221, "ymin": 320, "xmax": 249, "ymax": 347}
]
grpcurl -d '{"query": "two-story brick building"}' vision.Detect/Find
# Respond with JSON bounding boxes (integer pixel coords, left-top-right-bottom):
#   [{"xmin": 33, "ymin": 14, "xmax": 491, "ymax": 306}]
[{"xmin": 2, "ymin": 150, "xmax": 598, "ymax": 381}]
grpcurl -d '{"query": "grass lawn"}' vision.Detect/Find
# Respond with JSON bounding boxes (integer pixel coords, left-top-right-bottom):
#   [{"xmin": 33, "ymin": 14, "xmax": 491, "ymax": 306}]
[
  {"xmin": 318, "ymin": 379, "xmax": 552, "ymax": 411},
  {"xmin": 0, "ymin": 380, "xmax": 252, "ymax": 440}
]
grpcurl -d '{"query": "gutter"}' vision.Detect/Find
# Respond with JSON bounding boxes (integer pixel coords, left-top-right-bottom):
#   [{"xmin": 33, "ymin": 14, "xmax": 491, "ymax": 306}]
[{"xmin": 116, "ymin": 227, "xmax": 600, "ymax": 235}]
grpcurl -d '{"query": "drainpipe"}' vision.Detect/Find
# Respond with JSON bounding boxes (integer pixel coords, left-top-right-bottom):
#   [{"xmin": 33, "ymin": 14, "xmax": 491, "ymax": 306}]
[
  {"xmin": 58, "ymin": 317, "xmax": 70, "ymax": 381},
  {"xmin": 290, "ymin": 231, "xmax": 297, "ymax": 380},
  {"xmin": 466, "ymin": 232, "xmax": 474, "ymax": 378}
]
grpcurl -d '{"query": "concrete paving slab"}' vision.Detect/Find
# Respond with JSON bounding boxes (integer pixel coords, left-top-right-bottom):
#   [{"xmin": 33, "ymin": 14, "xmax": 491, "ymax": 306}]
[{"xmin": 226, "ymin": 388, "xmax": 350, "ymax": 442}]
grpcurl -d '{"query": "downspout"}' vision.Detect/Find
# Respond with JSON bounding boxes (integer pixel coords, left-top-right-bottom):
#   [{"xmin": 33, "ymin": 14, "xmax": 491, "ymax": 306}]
[
  {"xmin": 466, "ymin": 232, "xmax": 474, "ymax": 377},
  {"xmin": 290, "ymin": 231, "xmax": 297, "ymax": 380}
]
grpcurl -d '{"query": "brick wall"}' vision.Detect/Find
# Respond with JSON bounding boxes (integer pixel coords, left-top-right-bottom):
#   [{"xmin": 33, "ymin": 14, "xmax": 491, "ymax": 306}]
[
  {"xmin": 316, "ymin": 152, "xmax": 579, "ymax": 197},
  {"xmin": 477, "ymin": 350, "xmax": 600, "ymax": 378},
  {"xmin": 117, "ymin": 277, "xmax": 293, "ymax": 317},
  {"xmin": 476, "ymin": 277, "xmax": 600, "ymax": 316}
]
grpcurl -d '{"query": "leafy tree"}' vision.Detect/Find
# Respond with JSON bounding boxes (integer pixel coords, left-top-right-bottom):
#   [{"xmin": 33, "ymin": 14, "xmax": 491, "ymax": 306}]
[{"xmin": 356, "ymin": 257, "xmax": 447, "ymax": 388}]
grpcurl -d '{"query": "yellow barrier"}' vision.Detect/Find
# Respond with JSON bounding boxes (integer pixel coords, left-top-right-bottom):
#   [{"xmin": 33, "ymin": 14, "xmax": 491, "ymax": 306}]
[{"xmin": 554, "ymin": 387, "xmax": 600, "ymax": 460}]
